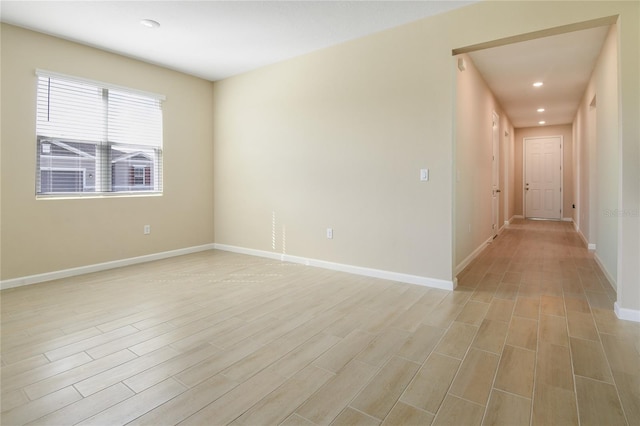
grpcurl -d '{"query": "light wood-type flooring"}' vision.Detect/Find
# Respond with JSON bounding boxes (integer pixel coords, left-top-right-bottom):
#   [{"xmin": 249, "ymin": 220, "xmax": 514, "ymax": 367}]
[{"xmin": 1, "ymin": 219, "xmax": 639, "ymax": 425}]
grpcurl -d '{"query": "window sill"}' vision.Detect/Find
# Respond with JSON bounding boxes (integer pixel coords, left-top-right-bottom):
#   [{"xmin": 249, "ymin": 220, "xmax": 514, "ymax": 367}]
[{"xmin": 36, "ymin": 192, "xmax": 163, "ymax": 201}]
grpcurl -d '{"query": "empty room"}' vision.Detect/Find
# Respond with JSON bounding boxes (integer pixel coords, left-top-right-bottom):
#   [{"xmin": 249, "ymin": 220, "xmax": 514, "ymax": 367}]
[{"xmin": 1, "ymin": 1, "xmax": 638, "ymax": 425}]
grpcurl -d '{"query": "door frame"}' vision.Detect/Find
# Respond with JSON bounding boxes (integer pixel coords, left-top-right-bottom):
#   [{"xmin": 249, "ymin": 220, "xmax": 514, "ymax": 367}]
[
  {"xmin": 522, "ymin": 135, "xmax": 564, "ymax": 219},
  {"xmin": 491, "ymin": 111, "xmax": 500, "ymax": 237}
]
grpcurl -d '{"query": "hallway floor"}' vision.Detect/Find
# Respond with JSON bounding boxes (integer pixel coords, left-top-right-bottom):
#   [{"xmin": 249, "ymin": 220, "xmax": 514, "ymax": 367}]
[
  {"xmin": 1, "ymin": 219, "xmax": 638, "ymax": 425},
  {"xmin": 455, "ymin": 218, "xmax": 639, "ymax": 425}
]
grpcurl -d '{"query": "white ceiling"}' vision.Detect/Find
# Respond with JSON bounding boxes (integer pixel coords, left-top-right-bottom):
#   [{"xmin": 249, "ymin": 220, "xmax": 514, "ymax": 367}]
[
  {"xmin": 468, "ymin": 26, "xmax": 610, "ymax": 128},
  {"xmin": 1, "ymin": 1, "xmax": 610, "ymax": 129},
  {"xmin": 0, "ymin": 0, "xmax": 475, "ymax": 81}
]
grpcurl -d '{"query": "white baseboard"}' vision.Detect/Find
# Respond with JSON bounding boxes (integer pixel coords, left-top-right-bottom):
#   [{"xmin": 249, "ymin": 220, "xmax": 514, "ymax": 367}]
[
  {"xmin": 575, "ymin": 227, "xmax": 594, "ymax": 250},
  {"xmin": 498, "ymin": 221, "xmax": 508, "ymax": 235},
  {"xmin": 1, "ymin": 244, "xmax": 216, "ymax": 290},
  {"xmin": 212, "ymin": 243, "xmax": 284, "ymax": 262},
  {"xmin": 1, "ymin": 242, "xmax": 456, "ymax": 293},
  {"xmin": 593, "ymin": 252, "xmax": 617, "ymax": 292},
  {"xmin": 455, "ymin": 236, "xmax": 493, "ymax": 276},
  {"xmin": 511, "ymin": 215, "xmax": 524, "ymax": 220},
  {"xmin": 214, "ymin": 243, "xmax": 455, "ymax": 291},
  {"xmin": 562, "ymin": 217, "xmax": 573, "ymax": 222},
  {"xmin": 615, "ymin": 302, "xmax": 640, "ymax": 323}
]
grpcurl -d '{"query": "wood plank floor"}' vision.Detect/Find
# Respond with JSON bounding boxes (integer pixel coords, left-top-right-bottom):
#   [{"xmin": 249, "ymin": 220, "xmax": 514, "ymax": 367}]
[{"xmin": 1, "ymin": 219, "xmax": 639, "ymax": 425}]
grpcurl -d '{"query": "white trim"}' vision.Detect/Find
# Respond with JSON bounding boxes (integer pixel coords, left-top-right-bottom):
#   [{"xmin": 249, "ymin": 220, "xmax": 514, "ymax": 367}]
[
  {"xmin": 614, "ymin": 302, "xmax": 640, "ymax": 323},
  {"xmin": 560, "ymin": 136, "xmax": 564, "ymax": 220},
  {"xmin": 2, "ymin": 242, "xmax": 458, "ymax": 293},
  {"xmin": 213, "ymin": 244, "xmax": 283, "ymax": 262},
  {"xmin": 455, "ymin": 236, "xmax": 493, "ymax": 276},
  {"xmin": 214, "ymin": 244, "xmax": 455, "ymax": 291},
  {"xmin": 594, "ymin": 252, "xmax": 617, "ymax": 292},
  {"xmin": 492, "ymin": 110, "xmax": 500, "ymax": 239},
  {"xmin": 522, "ymin": 137, "xmax": 525, "ymax": 217},
  {"xmin": 36, "ymin": 69, "xmax": 166, "ymax": 101},
  {"xmin": 503, "ymin": 127, "xmax": 511, "ymax": 233},
  {"xmin": 574, "ymin": 225, "xmax": 595, "ymax": 251},
  {"xmin": 0, "ymin": 244, "xmax": 215, "ymax": 290},
  {"xmin": 497, "ymin": 221, "xmax": 507, "ymax": 235},
  {"xmin": 562, "ymin": 217, "xmax": 573, "ymax": 222},
  {"xmin": 496, "ymin": 218, "xmax": 510, "ymax": 236},
  {"xmin": 575, "ymin": 226, "xmax": 595, "ymax": 251},
  {"xmin": 512, "ymin": 215, "xmax": 524, "ymax": 220}
]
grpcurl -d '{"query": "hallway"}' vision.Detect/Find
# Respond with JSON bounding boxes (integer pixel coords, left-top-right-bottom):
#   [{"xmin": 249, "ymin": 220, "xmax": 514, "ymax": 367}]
[{"xmin": 456, "ymin": 219, "xmax": 639, "ymax": 424}]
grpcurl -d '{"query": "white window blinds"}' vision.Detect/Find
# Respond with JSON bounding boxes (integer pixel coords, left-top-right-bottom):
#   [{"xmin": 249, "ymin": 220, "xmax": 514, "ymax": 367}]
[
  {"xmin": 35, "ymin": 71, "xmax": 164, "ymax": 196},
  {"xmin": 36, "ymin": 77, "xmax": 105, "ymax": 142},
  {"xmin": 108, "ymin": 89, "xmax": 163, "ymax": 147}
]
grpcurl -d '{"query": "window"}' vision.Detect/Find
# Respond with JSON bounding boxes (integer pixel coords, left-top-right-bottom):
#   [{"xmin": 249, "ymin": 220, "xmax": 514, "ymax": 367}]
[
  {"xmin": 41, "ymin": 170, "xmax": 85, "ymax": 193},
  {"xmin": 35, "ymin": 71, "xmax": 164, "ymax": 196},
  {"xmin": 132, "ymin": 166, "xmax": 146, "ymax": 186}
]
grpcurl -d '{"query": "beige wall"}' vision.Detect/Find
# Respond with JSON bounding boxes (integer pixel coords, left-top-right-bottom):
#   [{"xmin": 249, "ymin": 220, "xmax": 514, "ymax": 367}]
[
  {"xmin": 514, "ymin": 125, "xmax": 574, "ymax": 219},
  {"xmin": 213, "ymin": 22, "xmax": 454, "ymax": 279},
  {"xmin": 0, "ymin": 24, "xmax": 215, "ymax": 280},
  {"xmin": 573, "ymin": 25, "xmax": 620, "ymax": 285},
  {"xmin": 214, "ymin": 1, "xmax": 638, "ymax": 288},
  {"xmin": 455, "ymin": 53, "xmax": 513, "ymax": 271}
]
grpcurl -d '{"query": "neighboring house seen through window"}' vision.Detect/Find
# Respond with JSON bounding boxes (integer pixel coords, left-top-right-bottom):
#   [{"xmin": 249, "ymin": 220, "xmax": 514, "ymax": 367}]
[{"xmin": 35, "ymin": 71, "xmax": 164, "ymax": 196}]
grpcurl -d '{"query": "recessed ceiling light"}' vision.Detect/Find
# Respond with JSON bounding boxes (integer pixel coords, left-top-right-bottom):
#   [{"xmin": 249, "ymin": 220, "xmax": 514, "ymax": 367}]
[
  {"xmin": 140, "ymin": 19, "xmax": 160, "ymax": 29},
  {"xmin": 533, "ymin": 82, "xmax": 544, "ymax": 87},
  {"xmin": 537, "ymin": 108, "xmax": 545, "ymax": 112},
  {"xmin": 538, "ymin": 120, "xmax": 546, "ymax": 125}
]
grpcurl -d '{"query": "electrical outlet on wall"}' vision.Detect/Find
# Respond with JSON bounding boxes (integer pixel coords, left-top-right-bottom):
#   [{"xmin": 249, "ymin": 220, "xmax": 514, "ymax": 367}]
[
  {"xmin": 326, "ymin": 228, "xmax": 333, "ymax": 239},
  {"xmin": 144, "ymin": 225, "xmax": 151, "ymax": 235}
]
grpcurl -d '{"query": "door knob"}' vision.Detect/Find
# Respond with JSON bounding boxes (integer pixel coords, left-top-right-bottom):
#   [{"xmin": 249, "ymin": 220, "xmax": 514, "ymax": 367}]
[{"xmin": 496, "ymin": 189, "xmax": 501, "ymax": 193}]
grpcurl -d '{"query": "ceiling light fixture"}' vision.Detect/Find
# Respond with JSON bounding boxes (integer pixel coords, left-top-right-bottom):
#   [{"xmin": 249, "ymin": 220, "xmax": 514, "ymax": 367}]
[
  {"xmin": 140, "ymin": 19, "xmax": 160, "ymax": 29},
  {"xmin": 533, "ymin": 82, "xmax": 544, "ymax": 87},
  {"xmin": 537, "ymin": 108, "xmax": 545, "ymax": 112},
  {"xmin": 539, "ymin": 120, "xmax": 546, "ymax": 125}
]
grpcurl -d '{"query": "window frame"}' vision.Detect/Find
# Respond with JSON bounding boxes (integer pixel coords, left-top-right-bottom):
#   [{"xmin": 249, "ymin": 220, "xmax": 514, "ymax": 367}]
[{"xmin": 34, "ymin": 69, "xmax": 165, "ymax": 199}]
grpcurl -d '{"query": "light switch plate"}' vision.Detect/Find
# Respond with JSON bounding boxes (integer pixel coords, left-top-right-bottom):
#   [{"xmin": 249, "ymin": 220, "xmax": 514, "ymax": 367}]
[{"xmin": 420, "ymin": 169, "xmax": 429, "ymax": 181}]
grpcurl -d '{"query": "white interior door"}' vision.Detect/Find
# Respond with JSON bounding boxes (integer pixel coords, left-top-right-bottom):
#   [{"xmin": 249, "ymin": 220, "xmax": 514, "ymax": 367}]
[
  {"xmin": 524, "ymin": 136, "xmax": 562, "ymax": 219},
  {"xmin": 492, "ymin": 112, "xmax": 500, "ymax": 237}
]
